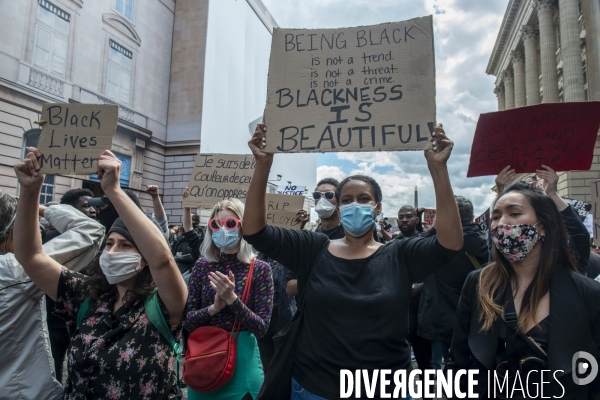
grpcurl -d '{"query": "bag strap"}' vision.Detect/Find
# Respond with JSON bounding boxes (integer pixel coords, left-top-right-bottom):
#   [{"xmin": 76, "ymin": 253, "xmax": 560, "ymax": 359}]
[
  {"xmin": 76, "ymin": 297, "xmax": 92, "ymax": 328},
  {"xmin": 144, "ymin": 289, "xmax": 181, "ymax": 387},
  {"xmin": 465, "ymin": 252, "xmax": 482, "ymax": 269},
  {"xmin": 502, "ymin": 295, "xmax": 548, "ymax": 360},
  {"xmin": 231, "ymin": 259, "xmax": 256, "ymax": 336}
]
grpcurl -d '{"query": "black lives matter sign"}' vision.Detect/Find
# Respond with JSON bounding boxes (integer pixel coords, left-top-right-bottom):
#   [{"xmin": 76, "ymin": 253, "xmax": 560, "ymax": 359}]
[
  {"xmin": 264, "ymin": 17, "xmax": 436, "ymax": 153},
  {"xmin": 37, "ymin": 103, "xmax": 118, "ymax": 174}
]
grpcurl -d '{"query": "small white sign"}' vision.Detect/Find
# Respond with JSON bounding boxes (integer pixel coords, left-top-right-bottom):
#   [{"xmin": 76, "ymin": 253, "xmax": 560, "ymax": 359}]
[{"xmin": 277, "ymin": 184, "xmax": 306, "ymax": 196}]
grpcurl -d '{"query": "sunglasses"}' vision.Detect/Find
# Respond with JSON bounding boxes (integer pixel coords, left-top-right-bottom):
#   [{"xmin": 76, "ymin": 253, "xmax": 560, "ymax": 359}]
[
  {"xmin": 312, "ymin": 191, "xmax": 335, "ymax": 201},
  {"xmin": 208, "ymin": 217, "xmax": 241, "ymax": 232}
]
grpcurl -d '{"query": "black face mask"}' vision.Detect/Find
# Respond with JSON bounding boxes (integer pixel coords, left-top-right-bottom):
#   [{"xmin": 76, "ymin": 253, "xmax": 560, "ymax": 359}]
[{"xmin": 97, "ymin": 204, "xmax": 119, "ymax": 233}]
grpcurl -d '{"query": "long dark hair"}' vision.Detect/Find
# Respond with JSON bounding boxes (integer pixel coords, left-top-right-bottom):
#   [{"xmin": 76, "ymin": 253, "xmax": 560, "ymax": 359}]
[
  {"xmin": 478, "ymin": 182, "xmax": 578, "ymax": 332},
  {"xmin": 84, "ymin": 248, "xmax": 156, "ymax": 307}
]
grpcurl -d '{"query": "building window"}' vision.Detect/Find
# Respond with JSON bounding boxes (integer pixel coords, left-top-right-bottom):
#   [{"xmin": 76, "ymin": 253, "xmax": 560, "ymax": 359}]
[
  {"xmin": 555, "ymin": 21, "xmax": 561, "ymax": 50},
  {"xmin": 90, "ymin": 152, "xmax": 131, "ymax": 187},
  {"xmin": 32, "ymin": 0, "xmax": 70, "ymax": 77},
  {"xmin": 22, "ymin": 129, "xmax": 55, "ymax": 203},
  {"xmin": 115, "ymin": 0, "xmax": 133, "ymax": 20},
  {"xmin": 107, "ymin": 40, "xmax": 132, "ymax": 105}
]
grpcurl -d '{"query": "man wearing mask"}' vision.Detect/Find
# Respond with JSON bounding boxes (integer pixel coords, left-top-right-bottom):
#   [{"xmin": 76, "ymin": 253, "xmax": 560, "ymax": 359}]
[
  {"xmin": 397, "ymin": 205, "xmax": 433, "ymax": 371},
  {"xmin": 45, "ymin": 188, "xmax": 98, "ymax": 384},
  {"xmin": 286, "ymin": 178, "xmax": 344, "ymax": 297},
  {"xmin": 417, "ymin": 195, "xmax": 488, "ymax": 372}
]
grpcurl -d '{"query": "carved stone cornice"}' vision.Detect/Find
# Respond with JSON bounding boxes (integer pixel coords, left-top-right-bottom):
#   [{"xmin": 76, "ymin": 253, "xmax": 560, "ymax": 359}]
[
  {"xmin": 502, "ymin": 71, "xmax": 514, "ymax": 82},
  {"xmin": 494, "ymin": 86, "xmax": 505, "ymax": 98},
  {"xmin": 511, "ymin": 50, "xmax": 525, "ymax": 64},
  {"xmin": 520, "ymin": 25, "xmax": 539, "ymax": 42},
  {"xmin": 535, "ymin": 0, "xmax": 557, "ymax": 14}
]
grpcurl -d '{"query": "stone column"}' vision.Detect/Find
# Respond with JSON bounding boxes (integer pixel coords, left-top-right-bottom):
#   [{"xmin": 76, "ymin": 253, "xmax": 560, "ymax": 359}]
[
  {"xmin": 511, "ymin": 50, "xmax": 526, "ymax": 107},
  {"xmin": 503, "ymin": 71, "xmax": 515, "ymax": 110},
  {"xmin": 494, "ymin": 86, "xmax": 506, "ymax": 111},
  {"xmin": 581, "ymin": 0, "xmax": 600, "ymax": 100},
  {"xmin": 536, "ymin": 0, "xmax": 560, "ymax": 102},
  {"xmin": 558, "ymin": 0, "xmax": 586, "ymax": 101},
  {"xmin": 521, "ymin": 26, "xmax": 541, "ymax": 105}
]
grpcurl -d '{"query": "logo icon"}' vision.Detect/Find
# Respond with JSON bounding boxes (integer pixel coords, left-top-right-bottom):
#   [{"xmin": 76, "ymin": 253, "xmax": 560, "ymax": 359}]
[{"xmin": 572, "ymin": 351, "xmax": 598, "ymax": 385}]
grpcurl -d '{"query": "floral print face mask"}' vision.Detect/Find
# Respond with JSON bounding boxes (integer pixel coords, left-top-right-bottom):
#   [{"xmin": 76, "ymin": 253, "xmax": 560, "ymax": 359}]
[{"xmin": 491, "ymin": 222, "xmax": 541, "ymax": 263}]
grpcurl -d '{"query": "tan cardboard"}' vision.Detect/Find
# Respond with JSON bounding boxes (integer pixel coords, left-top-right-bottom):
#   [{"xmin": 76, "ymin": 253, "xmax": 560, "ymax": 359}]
[
  {"xmin": 183, "ymin": 153, "xmax": 256, "ymax": 208},
  {"xmin": 265, "ymin": 193, "xmax": 305, "ymax": 229},
  {"xmin": 264, "ymin": 16, "xmax": 436, "ymax": 154},
  {"xmin": 37, "ymin": 103, "xmax": 118, "ymax": 174}
]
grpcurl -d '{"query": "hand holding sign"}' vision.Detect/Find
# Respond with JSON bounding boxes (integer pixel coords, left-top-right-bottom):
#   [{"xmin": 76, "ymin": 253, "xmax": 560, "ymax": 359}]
[
  {"xmin": 248, "ymin": 124, "xmax": 273, "ymax": 163},
  {"xmin": 424, "ymin": 124, "xmax": 453, "ymax": 165},
  {"xmin": 495, "ymin": 165, "xmax": 516, "ymax": 195},
  {"xmin": 97, "ymin": 150, "xmax": 123, "ymax": 195},
  {"xmin": 536, "ymin": 165, "xmax": 559, "ymax": 197},
  {"xmin": 14, "ymin": 147, "xmax": 44, "ymax": 190}
]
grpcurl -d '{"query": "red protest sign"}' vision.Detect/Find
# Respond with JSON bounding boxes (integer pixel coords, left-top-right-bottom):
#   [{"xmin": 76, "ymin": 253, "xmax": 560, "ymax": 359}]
[{"xmin": 466, "ymin": 102, "xmax": 600, "ymax": 178}]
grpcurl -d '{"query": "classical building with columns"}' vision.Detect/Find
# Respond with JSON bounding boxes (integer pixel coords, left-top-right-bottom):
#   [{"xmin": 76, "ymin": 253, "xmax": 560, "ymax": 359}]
[
  {"xmin": 0, "ymin": 0, "xmax": 314, "ymax": 224},
  {"xmin": 487, "ymin": 0, "xmax": 600, "ymax": 203}
]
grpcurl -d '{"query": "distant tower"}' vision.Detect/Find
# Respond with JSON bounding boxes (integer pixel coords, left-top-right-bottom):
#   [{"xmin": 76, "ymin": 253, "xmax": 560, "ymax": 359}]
[{"xmin": 414, "ymin": 186, "xmax": 418, "ymax": 208}]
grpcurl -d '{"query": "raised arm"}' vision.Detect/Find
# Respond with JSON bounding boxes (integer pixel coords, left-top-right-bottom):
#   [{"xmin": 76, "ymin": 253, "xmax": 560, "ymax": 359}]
[
  {"xmin": 495, "ymin": 165, "xmax": 516, "ymax": 197},
  {"xmin": 243, "ymin": 124, "xmax": 273, "ymax": 236},
  {"xmin": 181, "ymin": 187, "xmax": 193, "ymax": 233},
  {"xmin": 13, "ymin": 148, "xmax": 66, "ymax": 299},
  {"xmin": 147, "ymin": 185, "xmax": 166, "ymax": 220},
  {"xmin": 98, "ymin": 150, "xmax": 187, "ymax": 325},
  {"xmin": 424, "ymin": 125, "xmax": 462, "ymax": 251}
]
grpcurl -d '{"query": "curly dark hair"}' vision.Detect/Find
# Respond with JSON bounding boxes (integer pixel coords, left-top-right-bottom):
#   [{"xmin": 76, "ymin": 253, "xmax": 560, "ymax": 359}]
[
  {"xmin": 336, "ymin": 175, "xmax": 383, "ymax": 203},
  {"xmin": 0, "ymin": 190, "xmax": 18, "ymax": 244},
  {"xmin": 84, "ymin": 250, "xmax": 156, "ymax": 307},
  {"xmin": 60, "ymin": 188, "xmax": 94, "ymax": 206},
  {"xmin": 315, "ymin": 178, "xmax": 340, "ymax": 190}
]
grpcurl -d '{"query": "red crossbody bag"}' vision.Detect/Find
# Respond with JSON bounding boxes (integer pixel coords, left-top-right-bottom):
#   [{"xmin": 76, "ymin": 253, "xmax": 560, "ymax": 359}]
[{"xmin": 183, "ymin": 260, "xmax": 256, "ymax": 392}]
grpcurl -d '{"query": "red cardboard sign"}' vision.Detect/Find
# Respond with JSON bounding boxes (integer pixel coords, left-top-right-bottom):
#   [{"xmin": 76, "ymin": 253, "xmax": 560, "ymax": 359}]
[{"xmin": 467, "ymin": 102, "xmax": 600, "ymax": 177}]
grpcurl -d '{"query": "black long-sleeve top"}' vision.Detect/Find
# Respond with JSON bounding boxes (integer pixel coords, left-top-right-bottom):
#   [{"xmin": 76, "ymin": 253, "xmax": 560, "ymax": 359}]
[{"xmin": 244, "ymin": 225, "xmax": 458, "ymax": 399}]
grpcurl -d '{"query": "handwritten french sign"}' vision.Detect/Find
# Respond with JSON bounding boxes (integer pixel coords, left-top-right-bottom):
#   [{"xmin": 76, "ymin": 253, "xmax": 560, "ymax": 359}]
[
  {"xmin": 266, "ymin": 193, "xmax": 305, "ymax": 229},
  {"xmin": 183, "ymin": 154, "xmax": 256, "ymax": 208},
  {"xmin": 37, "ymin": 103, "xmax": 118, "ymax": 174},
  {"xmin": 264, "ymin": 17, "xmax": 436, "ymax": 153},
  {"xmin": 467, "ymin": 102, "xmax": 600, "ymax": 177},
  {"xmin": 277, "ymin": 184, "xmax": 305, "ymax": 195}
]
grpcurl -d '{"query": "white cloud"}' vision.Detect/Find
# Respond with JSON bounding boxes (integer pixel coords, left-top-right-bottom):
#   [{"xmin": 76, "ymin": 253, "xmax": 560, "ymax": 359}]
[{"xmin": 261, "ymin": 0, "xmax": 506, "ymax": 215}]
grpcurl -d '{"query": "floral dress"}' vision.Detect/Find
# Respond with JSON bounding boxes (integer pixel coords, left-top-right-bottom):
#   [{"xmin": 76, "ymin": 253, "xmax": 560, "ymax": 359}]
[{"xmin": 53, "ymin": 267, "xmax": 181, "ymax": 399}]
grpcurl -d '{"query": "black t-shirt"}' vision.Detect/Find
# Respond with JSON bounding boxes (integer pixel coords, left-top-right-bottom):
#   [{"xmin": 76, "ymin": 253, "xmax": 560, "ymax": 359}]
[{"xmin": 244, "ymin": 225, "xmax": 457, "ymax": 399}]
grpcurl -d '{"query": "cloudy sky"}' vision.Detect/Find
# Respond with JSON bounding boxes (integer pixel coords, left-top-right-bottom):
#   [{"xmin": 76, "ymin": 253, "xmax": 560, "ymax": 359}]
[{"xmin": 261, "ymin": 0, "xmax": 507, "ymax": 218}]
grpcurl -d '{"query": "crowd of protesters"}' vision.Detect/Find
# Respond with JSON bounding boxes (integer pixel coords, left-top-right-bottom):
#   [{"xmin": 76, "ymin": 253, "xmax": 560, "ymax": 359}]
[{"xmin": 0, "ymin": 121, "xmax": 598, "ymax": 399}]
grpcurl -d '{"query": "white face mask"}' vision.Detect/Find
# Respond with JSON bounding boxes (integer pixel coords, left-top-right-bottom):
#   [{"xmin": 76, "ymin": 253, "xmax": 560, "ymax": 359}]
[
  {"xmin": 315, "ymin": 197, "xmax": 336, "ymax": 219},
  {"xmin": 99, "ymin": 251, "xmax": 143, "ymax": 284}
]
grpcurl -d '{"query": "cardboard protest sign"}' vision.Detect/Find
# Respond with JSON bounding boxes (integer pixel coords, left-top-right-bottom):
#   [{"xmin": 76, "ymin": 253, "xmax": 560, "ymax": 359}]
[
  {"xmin": 423, "ymin": 208, "xmax": 436, "ymax": 225},
  {"xmin": 475, "ymin": 208, "xmax": 490, "ymax": 232},
  {"xmin": 266, "ymin": 193, "xmax": 305, "ymax": 229},
  {"xmin": 277, "ymin": 184, "xmax": 306, "ymax": 195},
  {"xmin": 264, "ymin": 17, "xmax": 436, "ymax": 154},
  {"xmin": 563, "ymin": 197, "xmax": 592, "ymax": 221},
  {"xmin": 467, "ymin": 102, "xmax": 600, "ymax": 177},
  {"xmin": 183, "ymin": 154, "xmax": 256, "ymax": 208},
  {"xmin": 37, "ymin": 103, "xmax": 118, "ymax": 174}
]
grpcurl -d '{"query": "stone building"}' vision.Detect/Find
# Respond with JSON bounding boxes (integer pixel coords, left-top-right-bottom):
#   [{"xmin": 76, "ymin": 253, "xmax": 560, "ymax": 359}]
[
  {"xmin": 486, "ymin": 0, "xmax": 600, "ymax": 203},
  {"xmin": 0, "ymin": 0, "xmax": 294, "ymax": 224}
]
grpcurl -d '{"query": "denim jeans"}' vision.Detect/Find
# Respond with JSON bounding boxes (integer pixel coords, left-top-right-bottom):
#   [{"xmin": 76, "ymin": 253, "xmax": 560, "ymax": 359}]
[
  {"xmin": 291, "ymin": 376, "xmax": 414, "ymax": 400},
  {"xmin": 431, "ymin": 340, "xmax": 450, "ymax": 371},
  {"xmin": 291, "ymin": 377, "xmax": 328, "ymax": 400}
]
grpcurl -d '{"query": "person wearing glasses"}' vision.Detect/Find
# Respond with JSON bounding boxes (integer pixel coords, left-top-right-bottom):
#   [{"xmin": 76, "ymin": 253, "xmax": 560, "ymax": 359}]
[
  {"xmin": 184, "ymin": 198, "xmax": 274, "ymax": 400},
  {"xmin": 285, "ymin": 178, "xmax": 344, "ymax": 297},
  {"xmin": 244, "ymin": 123, "xmax": 462, "ymax": 399}
]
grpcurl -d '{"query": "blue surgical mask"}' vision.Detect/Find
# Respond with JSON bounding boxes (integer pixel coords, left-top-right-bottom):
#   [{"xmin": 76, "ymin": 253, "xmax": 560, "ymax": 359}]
[
  {"xmin": 340, "ymin": 202, "xmax": 376, "ymax": 237},
  {"xmin": 212, "ymin": 227, "xmax": 241, "ymax": 250}
]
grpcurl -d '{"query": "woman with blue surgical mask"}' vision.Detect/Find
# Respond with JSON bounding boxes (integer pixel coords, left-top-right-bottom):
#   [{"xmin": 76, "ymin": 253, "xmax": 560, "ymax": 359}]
[
  {"xmin": 243, "ymin": 123, "xmax": 463, "ymax": 400},
  {"xmin": 185, "ymin": 199, "xmax": 274, "ymax": 400}
]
